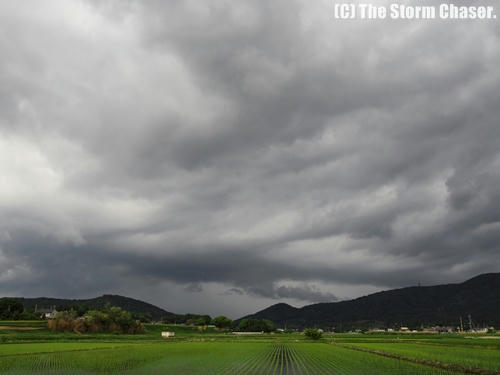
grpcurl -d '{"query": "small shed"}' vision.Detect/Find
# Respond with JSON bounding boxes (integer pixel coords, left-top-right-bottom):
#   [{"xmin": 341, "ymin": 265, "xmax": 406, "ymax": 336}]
[{"xmin": 161, "ymin": 331, "xmax": 175, "ymax": 338}]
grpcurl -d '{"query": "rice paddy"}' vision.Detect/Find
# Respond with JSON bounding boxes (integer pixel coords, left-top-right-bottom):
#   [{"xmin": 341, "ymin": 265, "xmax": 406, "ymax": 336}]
[
  {"xmin": 1, "ymin": 340, "xmax": 490, "ymax": 374},
  {"xmin": 1, "ymin": 323, "xmax": 499, "ymax": 374}
]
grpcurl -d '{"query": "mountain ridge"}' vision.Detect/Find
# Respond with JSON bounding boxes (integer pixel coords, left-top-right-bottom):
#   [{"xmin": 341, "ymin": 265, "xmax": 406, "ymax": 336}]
[
  {"xmin": 12, "ymin": 294, "xmax": 174, "ymax": 321},
  {"xmin": 236, "ymin": 273, "xmax": 500, "ymax": 330}
]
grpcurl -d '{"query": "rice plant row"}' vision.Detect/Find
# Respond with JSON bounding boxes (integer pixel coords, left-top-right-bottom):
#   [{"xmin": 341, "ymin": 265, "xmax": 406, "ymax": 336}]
[{"xmin": 221, "ymin": 343, "xmax": 459, "ymax": 375}]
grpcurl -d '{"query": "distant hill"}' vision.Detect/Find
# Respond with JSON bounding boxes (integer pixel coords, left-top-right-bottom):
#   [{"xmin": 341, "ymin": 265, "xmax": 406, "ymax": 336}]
[
  {"xmin": 237, "ymin": 273, "xmax": 500, "ymax": 330},
  {"xmin": 14, "ymin": 295, "xmax": 175, "ymax": 321}
]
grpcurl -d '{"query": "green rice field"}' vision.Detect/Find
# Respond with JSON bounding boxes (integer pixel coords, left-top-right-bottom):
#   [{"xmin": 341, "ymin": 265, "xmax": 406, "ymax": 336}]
[
  {"xmin": 1, "ymin": 322, "xmax": 499, "ymax": 374},
  {"xmin": 0, "ymin": 342, "xmax": 459, "ymax": 374},
  {"xmin": 344, "ymin": 341, "xmax": 500, "ymax": 372}
]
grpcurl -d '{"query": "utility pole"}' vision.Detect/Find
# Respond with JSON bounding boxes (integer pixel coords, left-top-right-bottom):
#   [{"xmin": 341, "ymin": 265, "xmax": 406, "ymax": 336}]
[
  {"xmin": 468, "ymin": 315, "xmax": 473, "ymax": 331},
  {"xmin": 459, "ymin": 316, "xmax": 463, "ymax": 332}
]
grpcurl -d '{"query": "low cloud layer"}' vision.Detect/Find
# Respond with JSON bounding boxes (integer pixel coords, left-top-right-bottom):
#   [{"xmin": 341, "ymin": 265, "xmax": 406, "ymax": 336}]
[{"xmin": 1, "ymin": 0, "xmax": 499, "ymax": 317}]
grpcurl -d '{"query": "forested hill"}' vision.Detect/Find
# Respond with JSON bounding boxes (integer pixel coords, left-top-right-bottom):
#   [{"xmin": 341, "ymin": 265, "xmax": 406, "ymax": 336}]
[
  {"xmin": 14, "ymin": 294, "xmax": 174, "ymax": 321},
  {"xmin": 237, "ymin": 273, "xmax": 500, "ymax": 330}
]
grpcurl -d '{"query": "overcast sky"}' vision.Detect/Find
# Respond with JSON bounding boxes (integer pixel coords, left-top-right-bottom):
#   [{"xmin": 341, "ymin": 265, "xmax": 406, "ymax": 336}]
[{"xmin": 1, "ymin": 0, "xmax": 499, "ymax": 318}]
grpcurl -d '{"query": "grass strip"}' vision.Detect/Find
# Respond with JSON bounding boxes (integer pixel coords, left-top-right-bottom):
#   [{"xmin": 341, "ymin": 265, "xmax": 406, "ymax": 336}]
[{"xmin": 0, "ymin": 344, "xmax": 138, "ymax": 358}]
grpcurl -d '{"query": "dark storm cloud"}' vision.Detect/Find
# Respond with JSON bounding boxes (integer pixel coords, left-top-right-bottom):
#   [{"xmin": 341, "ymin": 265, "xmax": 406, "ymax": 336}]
[
  {"xmin": 252, "ymin": 285, "xmax": 338, "ymax": 303},
  {"xmin": 1, "ymin": 0, "xmax": 500, "ymax": 316}
]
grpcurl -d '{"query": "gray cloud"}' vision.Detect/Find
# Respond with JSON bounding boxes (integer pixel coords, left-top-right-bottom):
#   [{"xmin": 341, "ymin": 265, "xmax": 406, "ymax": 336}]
[
  {"xmin": 184, "ymin": 283, "xmax": 203, "ymax": 293},
  {"xmin": 1, "ymin": 0, "xmax": 499, "ymax": 317},
  {"xmin": 251, "ymin": 285, "xmax": 338, "ymax": 303}
]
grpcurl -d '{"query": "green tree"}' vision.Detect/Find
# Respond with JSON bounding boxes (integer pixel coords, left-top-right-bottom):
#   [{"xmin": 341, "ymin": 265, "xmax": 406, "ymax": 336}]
[
  {"xmin": 304, "ymin": 328, "xmax": 322, "ymax": 340},
  {"xmin": 193, "ymin": 315, "xmax": 211, "ymax": 326},
  {"xmin": 238, "ymin": 318, "xmax": 275, "ymax": 332},
  {"xmin": 211, "ymin": 315, "xmax": 233, "ymax": 329},
  {"xmin": 195, "ymin": 317, "xmax": 207, "ymax": 326},
  {"xmin": 0, "ymin": 298, "xmax": 24, "ymax": 319}
]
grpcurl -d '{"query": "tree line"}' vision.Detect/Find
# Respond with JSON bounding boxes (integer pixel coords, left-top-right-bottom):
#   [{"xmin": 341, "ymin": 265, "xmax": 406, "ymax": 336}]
[
  {"xmin": 48, "ymin": 305, "xmax": 145, "ymax": 334},
  {"xmin": 0, "ymin": 298, "xmax": 39, "ymax": 320},
  {"xmin": 1, "ymin": 297, "xmax": 278, "ymax": 334},
  {"xmin": 168, "ymin": 314, "xmax": 276, "ymax": 333}
]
